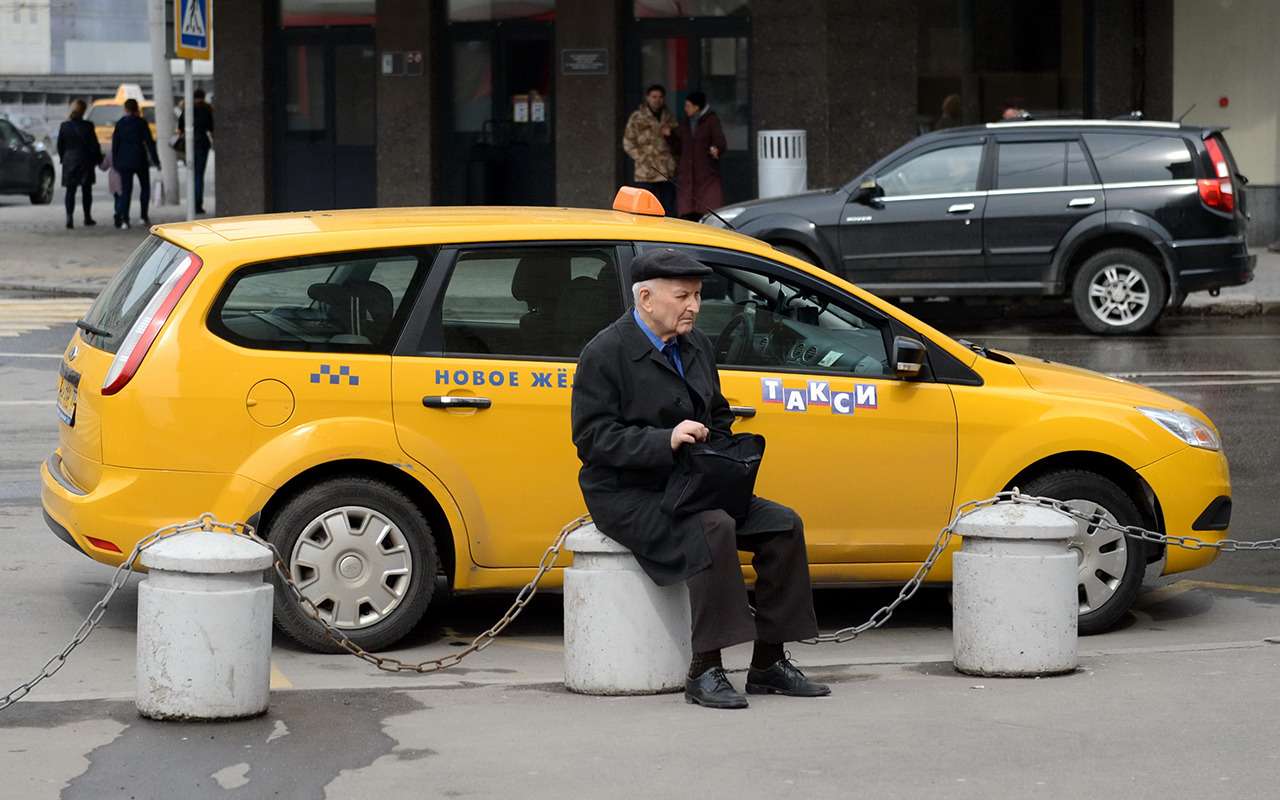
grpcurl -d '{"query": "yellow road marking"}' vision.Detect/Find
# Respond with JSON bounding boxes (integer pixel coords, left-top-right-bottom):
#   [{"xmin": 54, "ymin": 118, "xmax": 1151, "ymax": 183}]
[{"xmin": 270, "ymin": 662, "xmax": 293, "ymax": 689}]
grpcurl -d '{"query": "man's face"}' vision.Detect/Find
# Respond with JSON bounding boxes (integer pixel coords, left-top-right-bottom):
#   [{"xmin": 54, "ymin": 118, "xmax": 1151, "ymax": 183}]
[
  {"xmin": 646, "ymin": 90, "xmax": 665, "ymax": 112},
  {"xmin": 684, "ymin": 99, "xmax": 698, "ymax": 118},
  {"xmin": 639, "ymin": 277, "xmax": 702, "ymax": 339}
]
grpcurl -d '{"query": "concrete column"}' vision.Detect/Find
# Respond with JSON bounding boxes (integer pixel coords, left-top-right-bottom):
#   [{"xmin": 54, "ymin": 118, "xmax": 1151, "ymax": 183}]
[
  {"xmin": 1142, "ymin": 0, "xmax": 1174, "ymax": 120},
  {"xmin": 554, "ymin": 0, "xmax": 624, "ymax": 209},
  {"xmin": 753, "ymin": 0, "xmax": 918, "ymax": 192},
  {"xmin": 375, "ymin": 0, "xmax": 435, "ymax": 207},
  {"xmin": 1090, "ymin": 0, "xmax": 1138, "ymax": 118},
  {"xmin": 211, "ymin": 0, "xmax": 273, "ymax": 215}
]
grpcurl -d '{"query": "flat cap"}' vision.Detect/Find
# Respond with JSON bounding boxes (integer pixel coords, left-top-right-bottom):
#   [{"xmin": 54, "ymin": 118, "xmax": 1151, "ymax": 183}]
[{"xmin": 630, "ymin": 248, "xmax": 712, "ymax": 283}]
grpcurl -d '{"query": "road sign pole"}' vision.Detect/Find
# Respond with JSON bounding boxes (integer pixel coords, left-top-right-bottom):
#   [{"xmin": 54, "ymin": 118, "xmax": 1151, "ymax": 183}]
[{"xmin": 184, "ymin": 59, "xmax": 194, "ymax": 221}]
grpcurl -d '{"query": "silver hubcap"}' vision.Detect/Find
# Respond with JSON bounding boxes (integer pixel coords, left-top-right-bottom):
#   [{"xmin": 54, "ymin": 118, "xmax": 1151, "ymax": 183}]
[
  {"xmin": 1063, "ymin": 499, "xmax": 1129, "ymax": 615},
  {"xmin": 289, "ymin": 506, "xmax": 413, "ymax": 629},
  {"xmin": 1087, "ymin": 265, "xmax": 1150, "ymax": 326}
]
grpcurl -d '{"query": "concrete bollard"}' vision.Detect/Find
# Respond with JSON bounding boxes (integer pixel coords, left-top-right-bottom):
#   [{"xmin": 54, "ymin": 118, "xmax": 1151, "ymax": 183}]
[
  {"xmin": 136, "ymin": 531, "xmax": 274, "ymax": 720},
  {"xmin": 952, "ymin": 503, "xmax": 1078, "ymax": 677},
  {"xmin": 563, "ymin": 524, "xmax": 691, "ymax": 695}
]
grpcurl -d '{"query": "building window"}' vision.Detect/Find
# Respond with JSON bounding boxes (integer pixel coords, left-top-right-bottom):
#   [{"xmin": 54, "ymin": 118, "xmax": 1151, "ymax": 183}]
[
  {"xmin": 917, "ymin": 0, "xmax": 1084, "ymax": 132},
  {"xmin": 280, "ymin": 0, "xmax": 375, "ymax": 28},
  {"xmin": 635, "ymin": 0, "xmax": 750, "ymax": 18},
  {"xmin": 448, "ymin": 0, "xmax": 555, "ymax": 22}
]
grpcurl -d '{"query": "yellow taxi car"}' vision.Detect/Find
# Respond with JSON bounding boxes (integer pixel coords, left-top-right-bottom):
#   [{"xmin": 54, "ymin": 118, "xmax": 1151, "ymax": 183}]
[
  {"xmin": 86, "ymin": 85, "xmax": 158, "ymax": 147},
  {"xmin": 42, "ymin": 191, "xmax": 1231, "ymax": 652}
]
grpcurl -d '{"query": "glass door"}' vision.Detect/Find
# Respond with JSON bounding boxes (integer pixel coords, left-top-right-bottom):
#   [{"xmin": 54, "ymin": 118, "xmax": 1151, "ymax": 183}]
[
  {"xmin": 274, "ymin": 27, "xmax": 377, "ymax": 211},
  {"xmin": 443, "ymin": 20, "xmax": 555, "ymax": 205},
  {"xmin": 627, "ymin": 15, "xmax": 752, "ymax": 205}
]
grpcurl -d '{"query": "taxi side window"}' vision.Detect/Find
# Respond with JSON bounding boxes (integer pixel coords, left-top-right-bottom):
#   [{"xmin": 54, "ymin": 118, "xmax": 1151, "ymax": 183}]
[
  {"xmin": 210, "ymin": 252, "xmax": 424, "ymax": 353},
  {"xmin": 695, "ymin": 263, "xmax": 893, "ymax": 378},
  {"xmin": 437, "ymin": 246, "xmax": 623, "ymax": 359}
]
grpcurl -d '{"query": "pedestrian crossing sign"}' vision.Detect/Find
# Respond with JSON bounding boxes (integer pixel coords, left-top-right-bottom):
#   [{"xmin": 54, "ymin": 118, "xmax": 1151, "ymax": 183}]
[{"xmin": 175, "ymin": 0, "xmax": 212, "ymax": 60}]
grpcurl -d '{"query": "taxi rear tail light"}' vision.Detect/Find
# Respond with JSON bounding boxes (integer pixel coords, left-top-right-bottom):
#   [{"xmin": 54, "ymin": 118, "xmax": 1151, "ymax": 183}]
[
  {"xmin": 1198, "ymin": 138, "xmax": 1235, "ymax": 213},
  {"xmin": 86, "ymin": 536, "xmax": 122, "ymax": 553},
  {"xmin": 102, "ymin": 252, "xmax": 202, "ymax": 396}
]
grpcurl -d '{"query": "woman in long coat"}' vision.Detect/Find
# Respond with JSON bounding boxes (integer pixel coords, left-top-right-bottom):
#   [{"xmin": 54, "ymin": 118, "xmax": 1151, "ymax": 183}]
[
  {"xmin": 56, "ymin": 99, "xmax": 102, "ymax": 229},
  {"xmin": 673, "ymin": 91, "xmax": 728, "ymax": 220}
]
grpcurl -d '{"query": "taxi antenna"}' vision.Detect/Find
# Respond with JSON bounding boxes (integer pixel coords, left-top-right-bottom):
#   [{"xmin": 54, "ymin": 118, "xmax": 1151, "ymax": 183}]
[{"xmin": 650, "ymin": 164, "xmax": 738, "ymax": 231}]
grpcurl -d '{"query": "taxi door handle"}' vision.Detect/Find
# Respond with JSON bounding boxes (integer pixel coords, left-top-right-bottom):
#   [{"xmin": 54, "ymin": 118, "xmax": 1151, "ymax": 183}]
[
  {"xmin": 423, "ymin": 395, "xmax": 492, "ymax": 410},
  {"xmin": 730, "ymin": 405, "xmax": 756, "ymax": 418}
]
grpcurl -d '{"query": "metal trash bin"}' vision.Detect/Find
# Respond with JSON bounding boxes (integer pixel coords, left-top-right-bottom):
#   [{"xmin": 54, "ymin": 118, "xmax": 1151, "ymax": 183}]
[{"xmin": 757, "ymin": 129, "xmax": 807, "ymax": 199}]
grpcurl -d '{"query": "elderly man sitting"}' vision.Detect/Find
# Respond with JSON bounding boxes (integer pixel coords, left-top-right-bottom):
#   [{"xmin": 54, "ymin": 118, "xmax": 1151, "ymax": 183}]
[{"xmin": 570, "ymin": 247, "xmax": 830, "ymax": 709}]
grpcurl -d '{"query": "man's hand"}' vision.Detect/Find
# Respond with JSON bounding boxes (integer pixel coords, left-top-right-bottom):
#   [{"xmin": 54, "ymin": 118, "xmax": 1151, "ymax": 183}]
[
  {"xmin": 709, "ymin": 145, "xmax": 720, "ymax": 159},
  {"xmin": 670, "ymin": 419, "xmax": 709, "ymax": 451}
]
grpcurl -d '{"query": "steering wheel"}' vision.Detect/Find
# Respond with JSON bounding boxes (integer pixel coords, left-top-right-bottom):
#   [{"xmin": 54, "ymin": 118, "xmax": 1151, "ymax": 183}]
[{"xmin": 715, "ymin": 304, "xmax": 757, "ymax": 364}]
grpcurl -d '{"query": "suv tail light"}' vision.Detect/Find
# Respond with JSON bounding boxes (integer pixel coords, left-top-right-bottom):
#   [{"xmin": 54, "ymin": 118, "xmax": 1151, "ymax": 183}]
[
  {"xmin": 1198, "ymin": 137, "xmax": 1235, "ymax": 213},
  {"xmin": 101, "ymin": 252, "xmax": 202, "ymax": 396}
]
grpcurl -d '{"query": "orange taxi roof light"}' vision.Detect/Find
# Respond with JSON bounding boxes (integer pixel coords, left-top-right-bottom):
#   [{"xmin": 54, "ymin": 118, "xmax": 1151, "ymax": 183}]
[{"xmin": 612, "ymin": 186, "xmax": 666, "ymax": 216}]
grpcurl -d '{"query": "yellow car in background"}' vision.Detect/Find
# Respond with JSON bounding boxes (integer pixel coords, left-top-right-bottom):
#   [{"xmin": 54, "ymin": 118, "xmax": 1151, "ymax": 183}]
[
  {"xmin": 41, "ymin": 191, "xmax": 1231, "ymax": 652},
  {"xmin": 86, "ymin": 84, "xmax": 157, "ymax": 147}
]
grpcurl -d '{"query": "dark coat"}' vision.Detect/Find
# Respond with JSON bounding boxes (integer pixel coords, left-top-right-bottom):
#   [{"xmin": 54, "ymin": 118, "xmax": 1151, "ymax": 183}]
[
  {"xmin": 111, "ymin": 114, "xmax": 158, "ymax": 173},
  {"xmin": 178, "ymin": 100, "xmax": 214, "ymax": 151},
  {"xmin": 571, "ymin": 312, "xmax": 798, "ymax": 586},
  {"xmin": 56, "ymin": 118, "xmax": 102, "ymax": 188},
  {"xmin": 673, "ymin": 110, "xmax": 727, "ymax": 218}
]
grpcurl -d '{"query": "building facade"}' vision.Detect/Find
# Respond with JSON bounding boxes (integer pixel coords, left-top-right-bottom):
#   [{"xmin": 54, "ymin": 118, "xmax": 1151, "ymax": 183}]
[{"xmin": 212, "ymin": 0, "xmax": 1277, "ymax": 244}]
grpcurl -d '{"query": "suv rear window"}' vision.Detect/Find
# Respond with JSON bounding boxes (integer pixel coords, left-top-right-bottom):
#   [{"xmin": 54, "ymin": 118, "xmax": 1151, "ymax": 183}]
[
  {"xmin": 210, "ymin": 250, "xmax": 427, "ymax": 353},
  {"xmin": 80, "ymin": 236, "xmax": 191, "ymax": 354},
  {"xmin": 1083, "ymin": 133, "xmax": 1195, "ymax": 183},
  {"xmin": 997, "ymin": 141, "xmax": 1094, "ymax": 189}
]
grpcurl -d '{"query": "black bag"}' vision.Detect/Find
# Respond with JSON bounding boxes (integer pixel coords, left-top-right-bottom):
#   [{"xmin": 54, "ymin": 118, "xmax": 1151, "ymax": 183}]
[{"xmin": 662, "ymin": 432, "xmax": 766, "ymax": 522}]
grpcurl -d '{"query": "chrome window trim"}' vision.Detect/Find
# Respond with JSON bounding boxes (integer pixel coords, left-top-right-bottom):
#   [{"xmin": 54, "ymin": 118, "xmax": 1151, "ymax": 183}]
[
  {"xmin": 1100, "ymin": 179, "xmax": 1198, "ymax": 190},
  {"xmin": 878, "ymin": 190, "xmax": 986, "ymax": 203},
  {"xmin": 986, "ymin": 120, "xmax": 1181, "ymax": 130},
  {"xmin": 986, "ymin": 184, "xmax": 1102, "ymax": 196}
]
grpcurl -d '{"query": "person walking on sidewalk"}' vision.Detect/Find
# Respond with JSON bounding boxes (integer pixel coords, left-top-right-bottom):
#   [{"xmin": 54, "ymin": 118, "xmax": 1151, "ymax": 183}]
[
  {"xmin": 672, "ymin": 91, "xmax": 727, "ymax": 221},
  {"xmin": 571, "ymin": 248, "xmax": 830, "ymax": 710},
  {"xmin": 111, "ymin": 98, "xmax": 159, "ymax": 229},
  {"xmin": 177, "ymin": 88, "xmax": 214, "ymax": 214},
  {"xmin": 56, "ymin": 99, "xmax": 102, "ymax": 229},
  {"xmin": 622, "ymin": 84, "xmax": 678, "ymax": 216}
]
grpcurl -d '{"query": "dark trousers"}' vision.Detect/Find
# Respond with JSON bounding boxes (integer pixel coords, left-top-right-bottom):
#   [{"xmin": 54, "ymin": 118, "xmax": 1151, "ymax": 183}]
[
  {"xmin": 64, "ymin": 184, "xmax": 91, "ymax": 220},
  {"xmin": 193, "ymin": 146, "xmax": 209, "ymax": 211},
  {"xmin": 634, "ymin": 180, "xmax": 677, "ymax": 218},
  {"xmin": 115, "ymin": 167, "xmax": 150, "ymax": 223},
  {"xmin": 685, "ymin": 509, "xmax": 819, "ymax": 653}
]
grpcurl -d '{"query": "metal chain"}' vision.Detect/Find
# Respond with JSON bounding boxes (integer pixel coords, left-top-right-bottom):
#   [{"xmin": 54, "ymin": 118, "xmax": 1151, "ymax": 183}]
[
  {"xmin": 5, "ymin": 486, "xmax": 1273, "ymax": 706},
  {"xmin": 0, "ymin": 514, "xmax": 252, "ymax": 712},
  {"xmin": 246, "ymin": 515, "xmax": 591, "ymax": 673}
]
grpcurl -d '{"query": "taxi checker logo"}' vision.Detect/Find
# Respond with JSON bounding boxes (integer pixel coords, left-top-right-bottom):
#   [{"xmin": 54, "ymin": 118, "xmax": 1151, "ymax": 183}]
[
  {"xmin": 311, "ymin": 363, "xmax": 359, "ymax": 386},
  {"xmin": 761, "ymin": 377, "xmax": 877, "ymax": 415}
]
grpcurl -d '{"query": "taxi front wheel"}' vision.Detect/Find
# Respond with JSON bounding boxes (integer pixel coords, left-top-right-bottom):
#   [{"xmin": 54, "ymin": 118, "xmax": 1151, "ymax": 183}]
[
  {"xmin": 1021, "ymin": 470, "xmax": 1149, "ymax": 636},
  {"xmin": 266, "ymin": 477, "xmax": 439, "ymax": 653}
]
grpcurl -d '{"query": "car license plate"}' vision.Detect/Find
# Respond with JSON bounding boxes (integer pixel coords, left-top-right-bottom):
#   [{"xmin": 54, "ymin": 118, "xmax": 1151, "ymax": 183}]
[{"xmin": 56, "ymin": 376, "xmax": 78, "ymax": 426}]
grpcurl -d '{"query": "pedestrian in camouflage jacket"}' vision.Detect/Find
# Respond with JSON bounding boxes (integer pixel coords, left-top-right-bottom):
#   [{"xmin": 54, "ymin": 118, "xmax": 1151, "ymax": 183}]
[{"xmin": 622, "ymin": 84, "xmax": 678, "ymax": 216}]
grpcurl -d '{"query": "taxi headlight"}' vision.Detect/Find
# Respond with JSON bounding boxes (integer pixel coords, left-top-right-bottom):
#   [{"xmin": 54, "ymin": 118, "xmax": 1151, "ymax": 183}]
[
  {"xmin": 1138, "ymin": 407, "xmax": 1221, "ymax": 451},
  {"xmin": 700, "ymin": 206, "xmax": 745, "ymax": 227}
]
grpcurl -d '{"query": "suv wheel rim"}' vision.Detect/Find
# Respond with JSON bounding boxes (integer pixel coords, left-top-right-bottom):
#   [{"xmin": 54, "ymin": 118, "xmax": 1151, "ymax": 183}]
[
  {"xmin": 1087, "ymin": 265, "xmax": 1150, "ymax": 327},
  {"xmin": 1063, "ymin": 498, "xmax": 1129, "ymax": 615},
  {"xmin": 289, "ymin": 506, "xmax": 413, "ymax": 629}
]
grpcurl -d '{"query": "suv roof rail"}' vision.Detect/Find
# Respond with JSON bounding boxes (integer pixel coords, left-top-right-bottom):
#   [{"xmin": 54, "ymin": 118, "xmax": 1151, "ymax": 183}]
[
  {"xmin": 984, "ymin": 119, "xmax": 1181, "ymax": 130},
  {"xmin": 1110, "ymin": 110, "xmax": 1144, "ymax": 120}
]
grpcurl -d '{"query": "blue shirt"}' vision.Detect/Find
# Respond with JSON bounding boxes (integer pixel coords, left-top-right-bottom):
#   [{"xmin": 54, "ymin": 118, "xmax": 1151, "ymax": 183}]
[{"xmin": 632, "ymin": 308, "xmax": 685, "ymax": 378}]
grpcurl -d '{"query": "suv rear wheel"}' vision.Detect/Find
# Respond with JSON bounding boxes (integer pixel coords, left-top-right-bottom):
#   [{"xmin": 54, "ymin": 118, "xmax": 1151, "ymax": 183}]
[
  {"xmin": 1021, "ymin": 470, "xmax": 1149, "ymax": 635},
  {"xmin": 1071, "ymin": 248, "xmax": 1168, "ymax": 334},
  {"xmin": 267, "ymin": 477, "xmax": 439, "ymax": 653}
]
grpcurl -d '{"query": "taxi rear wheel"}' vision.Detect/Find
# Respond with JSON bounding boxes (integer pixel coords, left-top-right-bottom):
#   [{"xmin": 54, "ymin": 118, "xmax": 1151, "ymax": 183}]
[
  {"xmin": 267, "ymin": 477, "xmax": 438, "ymax": 653},
  {"xmin": 1021, "ymin": 470, "xmax": 1149, "ymax": 636}
]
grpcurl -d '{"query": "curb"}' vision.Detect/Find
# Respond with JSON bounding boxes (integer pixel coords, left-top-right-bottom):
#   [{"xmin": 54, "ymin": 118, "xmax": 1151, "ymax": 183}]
[
  {"xmin": 0, "ymin": 282, "xmax": 101, "ymax": 298},
  {"xmin": 1176, "ymin": 301, "xmax": 1280, "ymax": 318}
]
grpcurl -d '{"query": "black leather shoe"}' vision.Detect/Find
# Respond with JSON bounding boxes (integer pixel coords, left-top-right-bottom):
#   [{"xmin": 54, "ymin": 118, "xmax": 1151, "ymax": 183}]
[
  {"xmin": 685, "ymin": 667, "xmax": 748, "ymax": 709},
  {"xmin": 746, "ymin": 658, "xmax": 831, "ymax": 697},
  {"xmin": 84, "ymin": 217, "xmax": 96, "ymax": 226}
]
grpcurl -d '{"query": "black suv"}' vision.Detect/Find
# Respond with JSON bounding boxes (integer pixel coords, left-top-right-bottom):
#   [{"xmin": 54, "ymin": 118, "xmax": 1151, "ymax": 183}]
[{"xmin": 707, "ymin": 120, "xmax": 1255, "ymax": 334}]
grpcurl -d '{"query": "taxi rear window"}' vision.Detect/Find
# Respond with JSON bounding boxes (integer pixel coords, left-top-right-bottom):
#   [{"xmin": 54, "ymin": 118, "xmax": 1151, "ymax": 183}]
[
  {"xmin": 209, "ymin": 250, "xmax": 429, "ymax": 353},
  {"xmin": 80, "ymin": 236, "xmax": 190, "ymax": 354}
]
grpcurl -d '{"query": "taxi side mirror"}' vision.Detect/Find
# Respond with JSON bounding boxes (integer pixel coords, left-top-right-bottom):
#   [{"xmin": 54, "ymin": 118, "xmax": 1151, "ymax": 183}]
[{"xmin": 892, "ymin": 335, "xmax": 927, "ymax": 379}]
